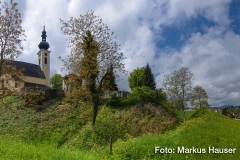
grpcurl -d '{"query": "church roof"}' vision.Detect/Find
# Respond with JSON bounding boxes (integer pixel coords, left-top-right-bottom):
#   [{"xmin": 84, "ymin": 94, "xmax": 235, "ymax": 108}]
[{"xmin": 10, "ymin": 61, "xmax": 46, "ymax": 79}]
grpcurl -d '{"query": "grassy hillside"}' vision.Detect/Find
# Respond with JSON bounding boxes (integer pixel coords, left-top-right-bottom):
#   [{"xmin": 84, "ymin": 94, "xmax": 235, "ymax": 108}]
[
  {"xmin": 0, "ymin": 95, "xmax": 94, "ymax": 145},
  {"xmin": 176, "ymin": 110, "xmax": 193, "ymax": 120},
  {"xmin": 106, "ymin": 111, "xmax": 240, "ymax": 159},
  {"xmin": 0, "ymin": 111, "xmax": 239, "ymax": 159},
  {"xmin": 0, "ymin": 95, "xmax": 177, "ymax": 148},
  {"xmin": 0, "ymin": 95, "xmax": 239, "ymax": 159}
]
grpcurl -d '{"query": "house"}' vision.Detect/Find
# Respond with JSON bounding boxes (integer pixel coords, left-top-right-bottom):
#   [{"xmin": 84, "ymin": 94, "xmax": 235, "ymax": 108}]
[{"xmin": 0, "ymin": 26, "xmax": 51, "ymax": 91}]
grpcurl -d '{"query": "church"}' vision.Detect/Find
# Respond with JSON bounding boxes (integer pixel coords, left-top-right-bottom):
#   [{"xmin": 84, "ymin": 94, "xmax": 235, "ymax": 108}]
[{"xmin": 1, "ymin": 26, "xmax": 51, "ymax": 91}]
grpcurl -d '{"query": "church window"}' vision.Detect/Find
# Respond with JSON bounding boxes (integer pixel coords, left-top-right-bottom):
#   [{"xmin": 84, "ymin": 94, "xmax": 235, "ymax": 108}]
[
  {"xmin": 45, "ymin": 57, "xmax": 47, "ymax": 64},
  {"xmin": 39, "ymin": 59, "xmax": 41, "ymax": 65},
  {"xmin": 15, "ymin": 82, "xmax": 18, "ymax": 88},
  {"xmin": 45, "ymin": 53, "xmax": 47, "ymax": 56}
]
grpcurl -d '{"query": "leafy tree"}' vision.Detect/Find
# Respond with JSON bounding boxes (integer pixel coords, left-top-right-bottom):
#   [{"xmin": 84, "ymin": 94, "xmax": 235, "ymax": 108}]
[
  {"xmin": 222, "ymin": 108, "xmax": 228, "ymax": 116},
  {"xmin": 156, "ymin": 88, "xmax": 168, "ymax": 106},
  {"xmin": 102, "ymin": 64, "xmax": 118, "ymax": 91},
  {"xmin": 191, "ymin": 85, "xmax": 209, "ymax": 108},
  {"xmin": 50, "ymin": 74, "xmax": 62, "ymax": 89},
  {"xmin": 128, "ymin": 63, "xmax": 157, "ymax": 91},
  {"xmin": 143, "ymin": 63, "xmax": 157, "ymax": 91},
  {"xmin": 156, "ymin": 88, "xmax": 167, "ymax": 101},
  {"xmin": 128, "ymin": 67, "xmax": 145, "ymax": 90},
  {"xmin": 0, "ymin": 0, "xmax": 26, "ymax": 81},
  {"xmin": 59, "ymin": 10, "xmax": 126, "ymax": 126},
  {"xmin": 163, "ymin": 66, "xmax": 194, "ymax": 121}
]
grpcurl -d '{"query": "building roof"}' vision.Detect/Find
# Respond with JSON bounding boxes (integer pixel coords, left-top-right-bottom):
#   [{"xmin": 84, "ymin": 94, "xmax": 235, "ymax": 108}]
[{"xmin": 10, "ymin": 61, "xmax": 46, "ymax": 79}]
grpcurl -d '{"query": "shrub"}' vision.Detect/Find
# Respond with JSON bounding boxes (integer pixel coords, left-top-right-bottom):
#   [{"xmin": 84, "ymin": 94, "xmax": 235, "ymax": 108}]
[
  {"xmin": 117, "ymin": 103, "xmax": 178, "ymax": 136},
  {"xmin": 126, "ymin": 95, "xmax": 139, "ymax": 106},
  {"xmin": 187, "ymin": 107, "xmax": 208, "ymax": 120},
  {"xmin": 106, "ymin": 93, "xmax": 122, "ymax": 108},
  {"xmin": 45, "ymin": 88, "xmax": 58, "ymax": 100},
  {"xmin": 128, "ymin": 86, "xmax": 156, "ymax": 105},
  {"xmin": 67, "ymin": 87, "xmax": 91, "ymax": 102},
  {"xmin": 24, "ymin": 91, "xmax": 45, "ymax": 108}
]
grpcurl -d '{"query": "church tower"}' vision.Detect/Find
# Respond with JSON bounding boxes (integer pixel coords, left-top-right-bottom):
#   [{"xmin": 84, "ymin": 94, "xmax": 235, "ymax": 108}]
[{"xmin": 37, "ymin": 26, "xmax": 51, "ymax": 86}]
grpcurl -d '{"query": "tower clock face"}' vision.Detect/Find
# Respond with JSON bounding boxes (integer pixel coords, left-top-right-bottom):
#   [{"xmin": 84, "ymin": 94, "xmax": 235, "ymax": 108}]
[{"xmin": 45, "ymin": 53, "xmax": 47, "ymax": 56}]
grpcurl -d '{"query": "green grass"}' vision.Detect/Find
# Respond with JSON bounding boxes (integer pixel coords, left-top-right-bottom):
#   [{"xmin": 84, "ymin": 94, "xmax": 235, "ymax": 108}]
[
  {"xmin": 1, "ymin": 96, "xmax": 239, "ymax": 159},
  {"xmin": 0, "ymin": 138, "xmax": 97, "ymax": 160},
  {"xmin": 0, "ymin": 96, "xmax": 92, "ymax": 143},
  {"xmin": 104, "ymin": 111, "xmax": 240, "ymax": 159},
  {"xmin": 0, "ymin": 96, "xmax": 177, "ymax": 148},
  {"xmin": 1, "ymin": 111, "xmax": 239, "ymax": 159},
  {"xmin": 176, "ymin": 110, "xmax": 193, "ymax": 121}
]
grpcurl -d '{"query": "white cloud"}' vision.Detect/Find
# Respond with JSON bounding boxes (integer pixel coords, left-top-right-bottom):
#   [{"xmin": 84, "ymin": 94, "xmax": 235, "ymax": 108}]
[
  {"xmin": 12, "ymin": 0, "xmax": 240, "ymax": 107},
  {"xmin": 154, "ymin": 28, "xmax": 240, "ymax": 107},
  {"xmin": 165, "ymin": 0, "xmax": 231, "ymax": 26}
]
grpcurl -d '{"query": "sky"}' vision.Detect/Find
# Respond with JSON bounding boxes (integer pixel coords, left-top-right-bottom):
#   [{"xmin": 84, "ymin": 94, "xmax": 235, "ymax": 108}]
[{"xmin": 11, "ymin": 0, "xmax": 240, "ymax": 107}]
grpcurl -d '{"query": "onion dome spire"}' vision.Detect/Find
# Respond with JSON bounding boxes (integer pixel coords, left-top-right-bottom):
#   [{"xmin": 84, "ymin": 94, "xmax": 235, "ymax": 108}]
[{"xmin": 38, "ymin": 25, "xmax": 50, "ymax": 50}]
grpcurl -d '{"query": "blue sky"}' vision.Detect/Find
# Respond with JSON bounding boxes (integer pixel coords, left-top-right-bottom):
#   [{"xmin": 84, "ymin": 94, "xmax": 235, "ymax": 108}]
[
  {"xmin": 157, "ymin": 15, "xmax": 217, "ymax": 50},
  {"xmin": 12, "ymin": 0, "xmax": 240, "ymax": 107}
]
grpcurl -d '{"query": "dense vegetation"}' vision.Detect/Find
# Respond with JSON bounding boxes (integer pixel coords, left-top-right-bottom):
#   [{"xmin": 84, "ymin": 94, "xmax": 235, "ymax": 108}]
[
  {"xmin": 0, "ymin": 94, "xmax": 177, "ymax": 148},
  {"xmin": 222, "ymin": 106, "xmax": 240, "ymax": 119},
  {"xmin": 0, "ymin": 98, "xmax": 239, "ymax": 159}
]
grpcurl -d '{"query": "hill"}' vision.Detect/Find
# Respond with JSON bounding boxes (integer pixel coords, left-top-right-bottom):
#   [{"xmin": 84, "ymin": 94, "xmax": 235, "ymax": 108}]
[
  {"xmin": 106, "ymin": 111, "xmax": 240, "ymax": 159},
  {"xmin": 0, "ymin": 95, "xmax": 177, "ymax": 148},
  {"xmin": 0, "ymin": 109, "xmax": 239, "ymax": 159},
  {"xmin": 0, "ymin": 95, "xmax": 239, "ymax": 159}
]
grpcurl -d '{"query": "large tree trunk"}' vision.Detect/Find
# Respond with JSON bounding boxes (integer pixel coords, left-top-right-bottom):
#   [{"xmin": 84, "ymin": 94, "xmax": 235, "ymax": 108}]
[
  {"xmin": 89, "ymin": 84, "xmax": 99, "ymax": 127},
  {"xmin": 92, "ymin": 94, "xmax": 99, "ymax": 126}
]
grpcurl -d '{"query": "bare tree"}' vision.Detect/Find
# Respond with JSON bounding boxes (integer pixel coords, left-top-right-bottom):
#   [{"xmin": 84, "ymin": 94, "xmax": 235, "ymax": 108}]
[
  {"xmin": 59, "ymin": 10, "xmax": 126, "ymax": 126},
  {"xmin": 163, "ymin": 66, "xmax": 194, "ymax": 121},
  {"xmin": 0, "ymin": 0, "xmax": 26, "ymax": 76},
  {"xmin": 191, "ymin": 85, "xmax": 209, "ymax": 108}
]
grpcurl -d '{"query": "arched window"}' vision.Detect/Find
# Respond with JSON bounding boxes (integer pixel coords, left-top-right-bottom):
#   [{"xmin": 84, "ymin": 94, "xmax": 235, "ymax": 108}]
[
  {"xmin": 39, "ymin": 59, "xmax": 41, "ymax": 65},
  {"xmin": 45, "ymin": 57, "xmax": 47, "ymax": 64}
]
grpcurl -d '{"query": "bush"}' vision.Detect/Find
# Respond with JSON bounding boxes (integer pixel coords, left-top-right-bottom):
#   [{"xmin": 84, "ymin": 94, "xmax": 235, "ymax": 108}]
[
  {"xmin": 106, "ymin": 93, "xmax": 122, "ymax": 108},
  {"xmin": 117, "ymin": 104, "xmax": 178, "ymax": 136},
  {"xmin": 67, "ymin": 87, "xmax": 91, "ymax": 102},
  {"xmin": 24, "ymin": 91, "xmax": 45, "ymax": 108},
  {"xmin": 128, "ymin": 86, "xmax": 156, "ymax": 105},
  {"xmin": 126, "ymin": 95, "xmax": 139, "ymax": 106},
  {"xmin": 45, "ymin": 88, "xmax": 58, "ymax": 100},
  {"xmin": 187, "ymin": 107, "xmax": 208, "ymax": 120}
]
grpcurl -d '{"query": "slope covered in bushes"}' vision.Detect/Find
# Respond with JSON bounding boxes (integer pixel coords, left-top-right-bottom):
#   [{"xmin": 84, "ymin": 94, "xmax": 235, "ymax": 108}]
[
  {"xmin": 106, "ymin": 111, "xmax": 240, "ymax": 159},
  {"xmin": 1, "ymin": 106, "xmax": 239, "ymax": 159},
  {"xmin": 66, "ymin": 104, "xmax": 177, "ymax": 150},
  {"xmin": 0, "ymin": 95, "xmax": 177, "ymax": 149}
]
